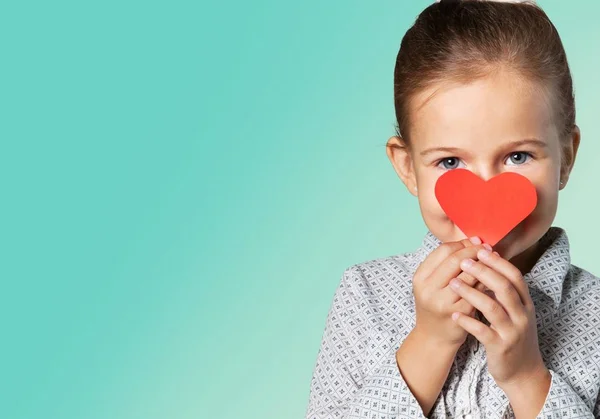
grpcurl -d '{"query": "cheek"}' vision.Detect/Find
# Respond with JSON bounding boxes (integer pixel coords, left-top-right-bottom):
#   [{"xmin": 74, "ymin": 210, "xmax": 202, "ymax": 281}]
[
  {"xmin": 418, "ymin": 193, "xmax": 443, "ymax": 220},
  {"xmin": 415, "ymin": 169, "xmax": 460, "ymax": 219},
  {"xmin": 531, "ymin": 182, "xmax": 559, "ymax": 217},
  {"xmin": 416, "ymin": 179, "xmax": 459, "ymax": 237},
  {"xmin": 526, "ymin": 166, "xmax": 560, "ymax": 213},
  {"xmin": 523, "ymin": 158, "xmax": 561, "ymax": 202},
  {"xmin": 416, "ymin": 177, "xmax": 444, "ymax": 215}
]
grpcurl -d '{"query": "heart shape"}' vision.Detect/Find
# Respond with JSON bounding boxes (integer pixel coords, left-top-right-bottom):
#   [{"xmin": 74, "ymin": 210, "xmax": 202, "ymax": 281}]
[{"xmin": 434, "ymin": 169, "xmax": 537, "ymax": 246}]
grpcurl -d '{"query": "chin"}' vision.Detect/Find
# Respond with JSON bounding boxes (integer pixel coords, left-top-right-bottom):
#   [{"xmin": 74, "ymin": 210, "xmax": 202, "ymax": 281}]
[
  {"xmin": 427, "ymin": 214, "xmax": 548, "ymax": 262},
  {"xmin": 493, "ymin": 236, "xmax": 519, "ymax": 261},
  {"xmin": 492, "ymin": 219, "xmax": 547, "ymax": 261}
]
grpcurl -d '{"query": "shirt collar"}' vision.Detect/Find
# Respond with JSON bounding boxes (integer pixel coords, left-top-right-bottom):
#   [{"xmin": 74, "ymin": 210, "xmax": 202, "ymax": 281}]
[{"xmin": 414, "ymin": 226, "xmax": 570, "ymax": 311}]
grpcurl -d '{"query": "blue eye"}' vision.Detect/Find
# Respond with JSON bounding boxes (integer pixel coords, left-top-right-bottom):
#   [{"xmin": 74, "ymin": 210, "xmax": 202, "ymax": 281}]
[
  {"xmin": 506, "ymin": 152, "xmax": 532, "ymax": 166},
  {"xmin": 437, "ymin": 157, "xmax": 465, "ymax": 170},
  {"xmin": 436, "ymin": 152, "xmax": 533, "ymax": 170}
]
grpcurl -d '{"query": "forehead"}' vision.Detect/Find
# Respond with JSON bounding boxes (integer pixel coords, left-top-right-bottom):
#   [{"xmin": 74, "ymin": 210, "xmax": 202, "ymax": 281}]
[{"xmin": 409, "ymin": 71, "xmax": 558, "ymax": 150}]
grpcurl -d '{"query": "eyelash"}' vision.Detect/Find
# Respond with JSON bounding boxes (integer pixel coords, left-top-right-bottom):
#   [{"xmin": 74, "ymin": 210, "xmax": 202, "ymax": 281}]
[{"xmin": 435, "ymin": 151, "xmax": 534, "ymax": 170}]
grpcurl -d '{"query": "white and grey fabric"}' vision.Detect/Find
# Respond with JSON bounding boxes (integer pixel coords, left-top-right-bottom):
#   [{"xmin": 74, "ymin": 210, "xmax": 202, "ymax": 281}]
[{"xmin": 304, "ymin": 226, "xmax": 600, "ymax": 418}]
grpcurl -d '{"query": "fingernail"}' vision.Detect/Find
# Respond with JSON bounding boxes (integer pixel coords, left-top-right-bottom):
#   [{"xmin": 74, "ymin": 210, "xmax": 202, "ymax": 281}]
[
  {"xmin": 450, "ymin": 278, "xmax": 461, "ymax": 289},
  {"xmin": 493, "ymin": 251, "xmax": 500, "ymax": 256},
  {"xmin": 477, "ymin": 248, "xmax": 491, "ymax": 259},
  {"xmin": 460, "ymin": 258, "xmax": 475, "ymax": 269},
  {"xmin": 469, "ymin": 236, "xmax": 482, "ymax": 245},
  {"xmin": 482, "ymin": 243, "xmax": 492, "ymax": 251}
]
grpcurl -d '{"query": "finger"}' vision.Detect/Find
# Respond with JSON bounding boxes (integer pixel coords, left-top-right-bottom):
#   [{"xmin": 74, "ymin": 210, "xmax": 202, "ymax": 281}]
[
  {"xmin": 455, "ymin": 238, "xmax": 482, "ymax": 289},
  {"xmin": 428, "ymin": 242, "xmax": 487, "ymax": 290},
  {"xmin": 451, "ymin": 309, "xmax": 498, "ymax": 346},
  {"xmin": 475, "ymin": 248, "xmax": 533, "ymax": 309},
  {"xmin": 452, "ymin": 297, "xmax": 478, "ymax": 317},
  {"xmin": 458, "ymin": 271, "xmax": 479, "ymax": 287},
  {"xmin": 449, "ymin": 275, "xmax": 511, "ymax": 331},
  {"xmin": 474, "ymin": 281, "xmax": 487, "ymax": 293},
  {"xmin": 448, "ymin": 277, "xmax": 486, "ymax": 315},
  {"xmin": 447, "ymin": 271, "xmax": 479, "ymax": 304},
  {"xmin": 433, "ymin": 244, "xmax": 489, "ymax": 308},
  {"xmin": 415, "ymin": 236, "xmax": 482, "ymax": 281},
  {"xmin": 452, "ymin": 278, "xmax": 491, "ymax": 310},
  {"xmin": 453, "ymin": 236, "xmax": 488, "ymax": 289}
]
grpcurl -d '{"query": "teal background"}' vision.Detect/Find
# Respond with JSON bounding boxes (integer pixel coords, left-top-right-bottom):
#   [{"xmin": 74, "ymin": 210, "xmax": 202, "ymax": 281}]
[{"xmin": 2, "ymin": 1, "xmax": 598, "ymax": 418}]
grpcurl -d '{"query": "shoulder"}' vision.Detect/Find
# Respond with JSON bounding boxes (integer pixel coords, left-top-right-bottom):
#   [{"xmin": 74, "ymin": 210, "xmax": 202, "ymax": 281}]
[
  {"xmin": 541, "ymin": 264, "xmax": 600, "ymax": 403},
  {"xmin": 552, "ymin": 263, "xmax": 600, "ymax": 328},
  {"xmin": 341, "ymin": 250, "xmax": 421, "ymax": 291},
  {"xmin": 332, "ymin": 251, "xmax": 421, "ymax": 336},
  {"xmin": 566, "ymin": 263, "xmax": 600, "ymax": 300},
  {"xmin": 569, "ymin": 263, "xmax": 600, "ymax": 282}
]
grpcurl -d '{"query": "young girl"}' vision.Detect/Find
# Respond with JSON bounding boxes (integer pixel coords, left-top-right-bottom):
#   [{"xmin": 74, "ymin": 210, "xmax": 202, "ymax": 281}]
[{"xmin": 305, "ymin": 1, "xmax": 599, "ymax": 418}]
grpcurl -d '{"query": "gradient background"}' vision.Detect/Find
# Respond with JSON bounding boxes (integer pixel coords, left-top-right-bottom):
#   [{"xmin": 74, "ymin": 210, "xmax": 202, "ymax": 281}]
[{"xmin": 2, "ymin": 1, "xmax": 599, "ymax": 418}]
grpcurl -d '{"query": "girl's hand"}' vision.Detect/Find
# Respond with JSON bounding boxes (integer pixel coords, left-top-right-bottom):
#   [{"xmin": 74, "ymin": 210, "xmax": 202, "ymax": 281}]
[
  {"xmin": 448, "ymin": 247, "xmax": 548, "ymax": 387},
  {"xmin": 412, "ymin": 237, "xmax": 490, "ymax": 349}
]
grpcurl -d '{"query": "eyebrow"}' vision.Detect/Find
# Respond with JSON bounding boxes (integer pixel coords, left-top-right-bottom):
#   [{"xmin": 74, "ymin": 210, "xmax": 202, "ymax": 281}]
[{"xmin": 419, "ymin": 138, "xmax": 548, "ymax": 157}]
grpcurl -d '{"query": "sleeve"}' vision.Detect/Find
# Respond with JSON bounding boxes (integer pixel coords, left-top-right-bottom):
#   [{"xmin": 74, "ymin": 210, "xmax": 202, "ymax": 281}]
[
  {"xmin": 304, "ymin": 266, "xmax": 448, "ymax": 419},
  {"xmin": 534, "ymin": 369, "xmax": 595, "ymax": 419}
]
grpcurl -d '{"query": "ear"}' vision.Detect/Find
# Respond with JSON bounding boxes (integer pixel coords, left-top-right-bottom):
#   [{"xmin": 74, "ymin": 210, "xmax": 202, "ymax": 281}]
[
  {"xmin": 559, "ymin": 125, "xmax": 581, "ymax": 190},
  {"xmin": 386, "ymin": 136, "xmax": 418, "ymax": 196}
]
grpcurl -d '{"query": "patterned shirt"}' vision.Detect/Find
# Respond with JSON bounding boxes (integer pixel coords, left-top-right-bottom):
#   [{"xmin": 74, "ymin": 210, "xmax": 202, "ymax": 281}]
[{"xmin": 304, "ymin": 226, "xmax": 600, "ymax": 418}]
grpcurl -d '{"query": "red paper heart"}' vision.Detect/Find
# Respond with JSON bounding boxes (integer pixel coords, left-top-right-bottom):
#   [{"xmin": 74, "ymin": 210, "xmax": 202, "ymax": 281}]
[{"xmin": 434, "ymin": 169, "xmax": 537, "ymax": 246}]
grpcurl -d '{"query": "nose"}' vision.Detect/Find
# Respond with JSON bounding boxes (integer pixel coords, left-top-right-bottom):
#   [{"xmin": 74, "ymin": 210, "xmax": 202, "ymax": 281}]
[{"xmin": 469, "ymin": 165, "xmax": 501, "ymax": 182}]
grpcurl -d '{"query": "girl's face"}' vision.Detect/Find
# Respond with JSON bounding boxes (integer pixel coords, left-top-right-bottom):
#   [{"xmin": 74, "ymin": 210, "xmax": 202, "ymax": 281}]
[{"xmin": 387, "ymin": 70, "xmax": 580, "ymax": 265}]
